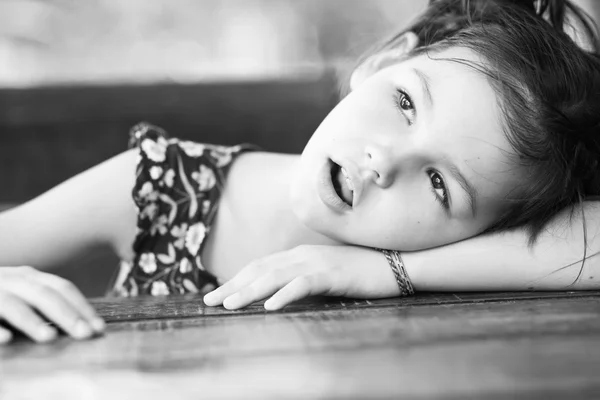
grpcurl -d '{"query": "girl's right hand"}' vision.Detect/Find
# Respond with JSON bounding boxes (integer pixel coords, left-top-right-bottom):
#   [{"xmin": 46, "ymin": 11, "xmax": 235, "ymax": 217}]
[{"xmin": 0, "ymin": 266, "xmax": 105, "ymax": 344}]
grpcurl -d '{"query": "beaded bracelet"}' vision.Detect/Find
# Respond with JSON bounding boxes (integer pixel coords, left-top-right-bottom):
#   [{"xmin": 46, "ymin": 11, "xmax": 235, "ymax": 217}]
[{"xmin": 378, "ymin": 249, "xmax": 415, "ymax": 297}]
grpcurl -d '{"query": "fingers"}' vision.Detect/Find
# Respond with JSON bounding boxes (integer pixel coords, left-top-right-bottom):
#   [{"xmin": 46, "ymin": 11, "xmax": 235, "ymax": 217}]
[
  {"xmin": 0, "ymin": 267, "xmax": 105, "ymax": 341},
  {"xmin": 0, "ymin": 293, "xmax": 57, "ymax": 344},
  {"xmin": 37, "ymin": 272, "xmax": 105, "ymax": 332},
  {"xmin": 220, "ymin": 269, "xmax": 294, "ymax": 310},
  {"xmin": 264, "ymin": 274, "xmax": 332, "ymax": 311},
  {"xmin": 6, "ymin": 278, "xmax": 96, "ymax": 340},
  {"xmin": 0, "ymin": 326, "xmax": 13, "ymax": 344},
  {"xmin": 203, "ymin": 260, "xmax": 270, "ymax": 306},
  {"xmin": 203, "ymin": 248, "xmax": 341, "ymax": 310},
  {"xmin": 209, "ymin": 270, "xmax": 334, "ymax": 311}
]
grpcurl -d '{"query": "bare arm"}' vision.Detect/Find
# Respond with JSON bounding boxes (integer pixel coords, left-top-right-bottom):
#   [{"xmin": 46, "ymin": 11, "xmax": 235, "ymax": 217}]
[
  {"xmin": 0, "ymin": 149, "xmax": 138, "ymax": 270},
  {"xmin": 205, "ymin": 202, "xmax": 600, "ymax": 310},
  {"xmin": 403, "ymin": 201, "xmax": 600, "ymax": 291}
]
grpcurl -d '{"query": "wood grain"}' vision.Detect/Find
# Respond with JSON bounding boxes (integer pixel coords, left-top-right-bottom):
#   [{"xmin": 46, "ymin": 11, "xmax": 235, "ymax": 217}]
[
  {"xmin": 1, "ymin": 292, "xmax": 599, "ymax": 399},
  {"xmin": 91, "ymin": 290, "xmax": 600, "ymax": 322}
]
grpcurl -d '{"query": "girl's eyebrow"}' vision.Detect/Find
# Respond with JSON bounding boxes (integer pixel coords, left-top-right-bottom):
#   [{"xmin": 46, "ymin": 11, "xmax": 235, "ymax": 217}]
[
  {"xmin": 412, "ymin": 67, "xmax": 433, "ymax": 108},
  {"xmin": 447, "ymin": 162, "xmax": 478, "ymax": 217}
]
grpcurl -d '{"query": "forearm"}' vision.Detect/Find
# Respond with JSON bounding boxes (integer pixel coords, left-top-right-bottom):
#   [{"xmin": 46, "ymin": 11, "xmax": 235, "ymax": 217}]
[
  {"xmin": 0, "ymin": 203, "xmax": 106, "ymax": 270},
  {"xmin": 402, "ymin": 202, "xmax": 600, "ymax": 292},
  {"xmin": 0, "ymin": 150, "xmax": 137, "ymax": 270}
]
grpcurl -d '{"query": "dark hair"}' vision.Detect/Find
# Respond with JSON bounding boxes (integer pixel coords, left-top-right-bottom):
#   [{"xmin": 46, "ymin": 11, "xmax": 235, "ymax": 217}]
[
  {"xmin": 352, "ymin": 1, "xmax": 600, "ymax": 281},
  {"xmin": 353, "ymin": 1, "xmax": 600, "ymax": 229},
  {"xmin": 406, "ymin": 3, "xmax": 600, "ymax": 246},
  {"xmin": 402, "ymin": 0, "xmax": 598, "ymax": 51},
  {"xmin": 438, "ymin": 14, "xmax": 600, "ymax": 288},
  {"xmin": 342, "ymin": 0, "xmax": 598, "ymax": 96}
]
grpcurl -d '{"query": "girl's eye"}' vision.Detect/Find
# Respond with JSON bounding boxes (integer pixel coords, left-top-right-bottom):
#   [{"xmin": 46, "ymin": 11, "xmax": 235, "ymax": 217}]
[
  {"xmin": 394, "ymin": 89, "xmax": 416, "ymax": 125},
  {"xmin": 429, "ymin": 171, "xmax": 449, "ymax": 209},
  {"xmin": 398, "ymin": 92, "xmax": 413, "ymax": 110}
]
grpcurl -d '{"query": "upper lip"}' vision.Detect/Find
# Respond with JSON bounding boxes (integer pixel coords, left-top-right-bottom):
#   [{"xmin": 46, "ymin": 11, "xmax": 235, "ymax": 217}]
[{"xmin": 332, "ymin": 158, "xmax": 363, "ymax": 208}]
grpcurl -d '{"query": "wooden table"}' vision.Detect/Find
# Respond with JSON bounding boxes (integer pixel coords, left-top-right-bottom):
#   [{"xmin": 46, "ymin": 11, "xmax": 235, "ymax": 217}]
[{"xmin": 2, "ymin": 291, "xmax": 600, "ymax": 399}]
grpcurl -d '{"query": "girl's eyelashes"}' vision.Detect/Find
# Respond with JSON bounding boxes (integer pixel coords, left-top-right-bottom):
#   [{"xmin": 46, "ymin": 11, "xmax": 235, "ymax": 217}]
[
  {"xmin": 393, "ymin": 89, "xmax": 416, "ymax": 126},
  {"xmin": 428, "ymin": 170, "xmax": 450, "ymax": 210}
]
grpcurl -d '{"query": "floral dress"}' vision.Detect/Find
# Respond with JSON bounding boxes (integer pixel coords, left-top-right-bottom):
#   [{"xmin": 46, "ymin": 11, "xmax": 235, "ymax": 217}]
[{"xmin": 108, "ymin": 122, "xmax": 257, "ymax": 297}]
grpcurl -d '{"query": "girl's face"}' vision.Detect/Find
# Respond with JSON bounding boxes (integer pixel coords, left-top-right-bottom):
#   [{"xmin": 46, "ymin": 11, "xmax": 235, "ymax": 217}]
[{"xmin": 290, "ymin": 47, "xmax": 523, "ymax": 251}]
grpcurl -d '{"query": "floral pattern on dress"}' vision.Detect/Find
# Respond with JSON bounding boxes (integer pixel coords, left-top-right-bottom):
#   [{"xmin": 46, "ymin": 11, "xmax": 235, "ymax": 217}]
[{"xmin": 108, "ymin": 122, "xmax": 257, "ymax": 297}]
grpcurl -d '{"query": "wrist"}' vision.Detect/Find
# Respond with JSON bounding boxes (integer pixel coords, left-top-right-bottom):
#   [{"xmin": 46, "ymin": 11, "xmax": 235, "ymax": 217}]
[
  {"xmin": 378, "ymin": 249, "xmax": 415, "ymax": 296},
  {"xmin": 397, "ymin": 250, "xmax": 424, "ymax": 291}
]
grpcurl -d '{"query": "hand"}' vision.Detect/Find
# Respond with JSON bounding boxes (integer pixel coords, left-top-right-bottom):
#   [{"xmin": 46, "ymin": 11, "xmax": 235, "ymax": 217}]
[
  {"xmin": 203, "ymin": 245, "xmax": 400, "ymax": 310},
  {"xmin": 0, "ymin": 266, "xmax": 105, "ymax": 344}
]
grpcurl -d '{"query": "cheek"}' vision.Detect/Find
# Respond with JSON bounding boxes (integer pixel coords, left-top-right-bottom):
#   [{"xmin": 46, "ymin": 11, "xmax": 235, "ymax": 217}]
[
  {"xmin": 309, "ymin": 106, "xmax": 349, "ymax": 144},
  {"xmin": 344, "ymin": 191, "xmax": 435, "ymax": 249},
  {"xmin": 349, "ymin": 190, "xmax": 487, "ymax": 251}
]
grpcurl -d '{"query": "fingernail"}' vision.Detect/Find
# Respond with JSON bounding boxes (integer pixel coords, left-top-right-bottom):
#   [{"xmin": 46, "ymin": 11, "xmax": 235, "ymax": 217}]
[
  {"xmin": 223, "ymin": 294, "xmax": 240, "ymax": 309},
  {"xmin": 0, "ymin": 330, "xmax": 13, "ymax": 344},
  {"xmin": 91, "ymin": 318, "xmax": 105, "ymax": 332},
  {"xmin": 73, "ymin": 320, "xmax": 92, "ymax": 339},
  {"xmin": 205, "ymin": 294, "xmax": 221, "ymax": 306},
  {"xmin": 37, "ymin": 326, "xmax": 57, "ymax": 342}
]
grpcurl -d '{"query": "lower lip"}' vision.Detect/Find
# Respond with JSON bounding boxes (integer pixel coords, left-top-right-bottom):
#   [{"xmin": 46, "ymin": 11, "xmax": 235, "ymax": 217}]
[{"xmin": 317, "ymin": 159, "xmax": 352, "ymax": 213}]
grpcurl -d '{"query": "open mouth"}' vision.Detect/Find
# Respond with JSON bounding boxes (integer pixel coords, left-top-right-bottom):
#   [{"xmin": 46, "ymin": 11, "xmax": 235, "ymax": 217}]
[{"xmin": 330, "ymin": 160, "xmax": 354, "ymax": 207}]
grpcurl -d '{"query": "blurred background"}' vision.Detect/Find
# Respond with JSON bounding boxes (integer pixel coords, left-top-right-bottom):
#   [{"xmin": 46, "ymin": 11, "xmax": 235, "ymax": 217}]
[
  {"xmin": 0, "ymin": 0, "xmax": 431, "ymax": 205},
  {"xmin": 0, "ymin": 0, "xmax": 598, "ymax": 295},
  {"xmin": 0, "ymin": 0, "xmax": 428, "ymax": 87}
]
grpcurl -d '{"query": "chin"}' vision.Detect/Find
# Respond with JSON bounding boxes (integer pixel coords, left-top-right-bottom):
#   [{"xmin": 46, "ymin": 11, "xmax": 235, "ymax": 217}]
[
  {"xmin": 289, "ymin": 177, "xmax": 316, "ymax": 225},
  {"xmin": 290, "ymin": 196, "xmax": 322, "ymax": 231},
  {"xmin": 289, "ymin": 156, "xmax": 319, "ymax": 219},
  {"xmin": 289, "ymin": 182, "xmax": 335, "ymax": 239}
]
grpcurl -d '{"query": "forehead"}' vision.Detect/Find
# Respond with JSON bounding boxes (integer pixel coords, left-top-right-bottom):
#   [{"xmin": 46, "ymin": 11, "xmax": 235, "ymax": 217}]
[{"xmin": 408, "ymin": 47, "xmax": 503, "ymax": 131}]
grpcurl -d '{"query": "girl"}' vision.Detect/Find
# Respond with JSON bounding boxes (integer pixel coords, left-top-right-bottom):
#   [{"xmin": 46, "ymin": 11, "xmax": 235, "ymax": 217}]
[{"xmin": 1, "ymin": 0, "xmax": 599, "ymax": 344}]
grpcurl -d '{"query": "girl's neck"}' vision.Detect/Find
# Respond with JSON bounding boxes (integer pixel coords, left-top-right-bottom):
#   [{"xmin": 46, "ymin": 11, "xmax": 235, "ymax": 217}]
[{"xmin": 202, "ymin": 151, "xmax": 340, "ymax": 281}]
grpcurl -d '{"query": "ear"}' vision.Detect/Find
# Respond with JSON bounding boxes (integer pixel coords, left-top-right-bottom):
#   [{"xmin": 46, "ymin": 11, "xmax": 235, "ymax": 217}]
[{"xmin": 349, "ymin": 32, "xmax": 419, "ymax": 91}]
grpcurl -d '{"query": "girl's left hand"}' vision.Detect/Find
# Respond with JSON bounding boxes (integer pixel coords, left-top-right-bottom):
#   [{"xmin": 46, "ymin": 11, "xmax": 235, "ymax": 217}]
[{"xmin": 203, "ymin": 245, "xmax": 401, "ymax": 310}]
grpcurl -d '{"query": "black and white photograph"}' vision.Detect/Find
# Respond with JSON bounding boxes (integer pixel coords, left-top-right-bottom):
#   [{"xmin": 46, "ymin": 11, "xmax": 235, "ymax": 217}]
[{"xmin": 1, "ymin": 0, "xmax": 600, "ymax": 398}]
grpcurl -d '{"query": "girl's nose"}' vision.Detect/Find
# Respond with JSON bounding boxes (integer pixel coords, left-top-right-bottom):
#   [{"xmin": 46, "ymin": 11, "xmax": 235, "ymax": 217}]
[{"xmin": 364, "ymin": 145, "xmax": 395, "ymax": 188}]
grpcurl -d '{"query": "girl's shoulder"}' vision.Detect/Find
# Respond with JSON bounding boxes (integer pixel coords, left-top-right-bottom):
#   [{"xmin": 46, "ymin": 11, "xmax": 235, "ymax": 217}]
[
  {"xmin": 127, "ymin": 121, "xmax": 259, "ymax": 229},
  {"xmin": 109, "ymin": 122, "xmax": 260, "ymax": 296}
]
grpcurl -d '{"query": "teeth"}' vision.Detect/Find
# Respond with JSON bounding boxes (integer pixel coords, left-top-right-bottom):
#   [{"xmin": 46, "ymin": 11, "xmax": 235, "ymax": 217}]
[{"xmin": 341, "ymin": 167, "xmax": 354, "ymax": 191}]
